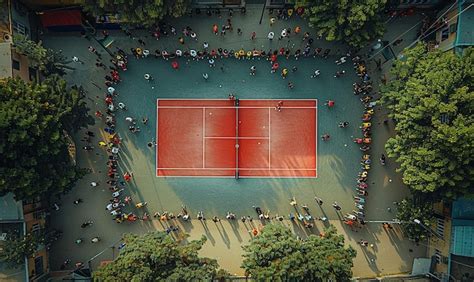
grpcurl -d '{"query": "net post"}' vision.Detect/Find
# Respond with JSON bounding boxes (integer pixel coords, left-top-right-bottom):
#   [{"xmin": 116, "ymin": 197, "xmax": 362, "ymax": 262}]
[{"xmin": 235, "ymin": 98, "xmax": 239, "ymax": 179}]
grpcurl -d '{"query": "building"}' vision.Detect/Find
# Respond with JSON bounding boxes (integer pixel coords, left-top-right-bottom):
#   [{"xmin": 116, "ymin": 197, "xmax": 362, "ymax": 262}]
[
  {"xmin": 435, "ymin": 0, "xmax": 474, "ymax": 53},
  {"xmin": 0, "ymin": 194, "xmax": 28, "ymax": 282},
  {"xmin": 1, "ymin": 1, "xmax": 50, "ymax": 281},
  {"xmin": 0, "ymin": 194, "xmax": 50, "ymax": 282},
  {"xmin": 448, "ymin": 199, "xmax": 474, "ymax": 281},
  {"xmin": 425, "ymin": 198, "xmax": 474, "ymax": 281},
  {"xmin": 0, "ymin": 0, "xmax": 37, "ymax": 81}
]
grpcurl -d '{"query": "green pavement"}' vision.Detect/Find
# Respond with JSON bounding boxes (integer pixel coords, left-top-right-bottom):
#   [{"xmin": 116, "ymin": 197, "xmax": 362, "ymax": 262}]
[{"xmin": 42, "ymin": 7, "xmax": 427, "ymax": 278}]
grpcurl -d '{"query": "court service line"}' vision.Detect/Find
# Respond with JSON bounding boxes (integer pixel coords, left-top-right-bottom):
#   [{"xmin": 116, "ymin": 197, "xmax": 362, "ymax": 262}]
[
  {"xmin": 315, "ymin": 105, "xmax": 318, "ymax": 176},
  {"xmin": 156, "ymin": 98, "xmax": 318, "ymax": 101},
  {"xmin": 204, "ymin": 136, "xmax": 269, "ymax": 139},
  {"xmin": 268, "ymin": 108, "xmax": 271, "ymax": 169},
  {"xmin": 156, "ymin": 101, "xmax": 159, "ymax": 176},
  {"xmin": 157, "ymin": 167, "xmax": 317, "ymax": 171},
  {"xmin": 156, "ymin": 175, "xmax": 317, "ymax": 179},
  {"xmin": 157, "ymin": 106, "xmax": 317, "ymax": 109},
  {"xmin": 202, "ymin": 108, "xmax": 205, "ymax": 168}
]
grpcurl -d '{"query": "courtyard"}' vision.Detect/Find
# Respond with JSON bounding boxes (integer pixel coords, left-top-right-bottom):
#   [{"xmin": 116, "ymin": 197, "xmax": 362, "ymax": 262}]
[{"xmin": 40, "ymin": 6, "xmax": 427, "ymax": 278}]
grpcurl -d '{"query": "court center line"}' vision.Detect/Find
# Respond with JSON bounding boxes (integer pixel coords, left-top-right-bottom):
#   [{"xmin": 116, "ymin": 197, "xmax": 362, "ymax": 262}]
[
  {"xmin": 268, "ymin": 108, "xmax": 271, "ymax": 169},
  {"xmin": 204, "ymin": 136, "xmax": 269, "ymax": 139},
  {"xmin": 202, "ymin": 108, "xmax": 205, "ymax": 168},
  {"xmin": 156, "ymin": 98, "xmax": 317, "ymax": 101},
  {"xmin": 157, "ymin": 167, "xmax": 317, "ymax": 171},
  {"xmin": 157, "ymin": 106, "xmax": 317, "ymax": 109}
]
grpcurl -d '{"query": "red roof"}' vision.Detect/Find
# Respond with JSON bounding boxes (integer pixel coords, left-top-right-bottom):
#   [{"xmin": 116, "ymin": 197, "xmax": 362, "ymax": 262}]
[{"xmin": 40, "ymin": 9, "xmax": 82, "ymax": 27}]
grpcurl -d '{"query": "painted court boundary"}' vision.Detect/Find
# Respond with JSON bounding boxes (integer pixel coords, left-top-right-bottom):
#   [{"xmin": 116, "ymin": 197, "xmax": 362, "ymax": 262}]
[{"xmin": 156, "ymin": 99, "xmax": 318, "ymax": 178}]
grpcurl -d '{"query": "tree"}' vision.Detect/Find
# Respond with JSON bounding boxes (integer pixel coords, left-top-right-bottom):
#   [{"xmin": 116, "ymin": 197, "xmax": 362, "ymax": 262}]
[
  {"xmin": 295, "ymin": 0, "xmax": 387, "ymax": 48},
  {"xmin": 242, "ymin": 224, "xmax": 356, "ymax": 281},
  {"xmin": 381, "ymin": 44, "xmax": 474, "ymax": 199},
  {"xmin": 82, "ymin": 0, "xmax": 190, "ymax": 28},
  {"xmin": 0, "ymin": 76, "xmax": 92, "ymax": 200},
  {"xmin": 0, "ymin": 232, "xmax": 42, "ymax": 267},
  {"xmin": 12, "ymin": 34, "xmax": 47, "ymax": 68},
  {"xmin": 12, "ymin": 35, "xmax": 75, "ymax": 76},
  {"xmin": 396, "ymin": 198, "xmax": 434, "ymax": 242},
  {"xmin": 93, "ymin": 231, "xmax": 222, "ymax": 281}
]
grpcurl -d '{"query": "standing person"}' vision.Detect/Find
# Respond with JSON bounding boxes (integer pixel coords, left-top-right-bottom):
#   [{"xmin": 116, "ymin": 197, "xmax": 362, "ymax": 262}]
[
  {"xmin": 325, "ymin": 100, "xmax": 335, "ymax": 108},
  {"xmin": 250, "ymin": 65, "xmax": 256, "ymax": 75},
  {"xmin": 334, "ymin": 70, "xmax": 346, "ymax": 78},
  {"xmin": 332, "ymin": 202, "xmax": 342, "ymax": 211},
  {"xmin": 237, "ymin": 28, "xmax": 242, "ymax": 35},
  {"xmin": 202, "ymin": 73, "xmax": 209, "ymax": 80},
  {"xmin": 212, "ymin": 24, "xmax": 218, "ymax": 35},
  {"xmin": 107, "ymin": 86, "xmax": 115, "ymax": 95},
  {"xmin": 281, "ymin": 68, "xmax": 288, "ymax": 79},
  {"xmin": 270, "ymin": 17, "xmax": 276, "ymax": 26},
  {"xmin": 314, "ymin": 197, "xmax": 323, "ymax": 205},
  {"xmin": 287, "ymin": 82, "xmax": 294, "ymax": 89},
  {"xmin": 251, "ymin": 32, "xmax": 256, "ymax": 40},
  {"xmin": 274, "ymin": 100, "xmax": 283, "ymax": 112},
  {"xmin": 338, "ymin": 121, "xmax": 349, "ymax": 128},
  {"xmin": 72, "ymin": 56, "xmax": 84, "ymax": 64},
  {"xmin": 267, "ymin": 31, "xmax": 274, "ymax": 40},
  {"xmin": 311, "ymin": 70, "xmax": 321, "ymax": 78},
  {"xmin": 144, "ymin": 73, "xmax": 153, "ymax": 81},
  {"xmin": 279, "ymin": 29, "xmax": 287, "ymax": 40}
]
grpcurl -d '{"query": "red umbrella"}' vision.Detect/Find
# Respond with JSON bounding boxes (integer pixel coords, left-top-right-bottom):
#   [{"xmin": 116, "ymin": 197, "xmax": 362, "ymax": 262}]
[{"xmin": 171, "ymin": 61, "xmax": 179, "ymax": 69}]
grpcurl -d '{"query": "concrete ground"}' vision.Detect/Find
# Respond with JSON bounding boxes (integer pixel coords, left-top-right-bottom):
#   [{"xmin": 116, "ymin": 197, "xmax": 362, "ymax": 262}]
[{"xmin": 42, "ymin": 6, "xmax": 427, "ymax": 278}]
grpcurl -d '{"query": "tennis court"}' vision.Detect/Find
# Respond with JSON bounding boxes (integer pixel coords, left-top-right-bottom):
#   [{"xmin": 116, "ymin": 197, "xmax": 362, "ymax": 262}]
[{"xmin": 156, "ymin": 99, "xmax": 317, "ymax": 178}]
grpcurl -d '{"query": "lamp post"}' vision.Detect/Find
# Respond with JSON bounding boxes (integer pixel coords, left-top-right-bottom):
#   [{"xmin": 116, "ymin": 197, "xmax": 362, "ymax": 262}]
[
  {"xmin": 413, "ymin": 219, "xmax": 444, "ymax": 241},
  {"xmin": 259, "ymin": 0, "xmax": 267, "ymax": 25}
]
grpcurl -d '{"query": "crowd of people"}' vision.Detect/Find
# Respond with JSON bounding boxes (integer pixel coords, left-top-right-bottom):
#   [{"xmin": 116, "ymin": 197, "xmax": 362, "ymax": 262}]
[
  {"xmin": 341, "ymin": 55, "xmax": 379, "ymax": 229},
  {"xmin": 70, "ymin": 9, "xmax": 388, "ymax": 251}
]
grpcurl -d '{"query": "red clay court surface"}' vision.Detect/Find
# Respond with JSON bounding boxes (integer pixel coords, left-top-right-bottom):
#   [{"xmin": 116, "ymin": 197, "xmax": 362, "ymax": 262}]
[{"xmin": 156, "ymin": 99, "xmax": 317, "ymax": 178}]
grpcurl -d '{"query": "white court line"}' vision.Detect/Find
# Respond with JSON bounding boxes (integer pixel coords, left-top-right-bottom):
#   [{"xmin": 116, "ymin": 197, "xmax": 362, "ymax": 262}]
[
  {"xmin": 202, "ymin": 108, "xmax": 205, "ymax": 168},
  {"xmin": 204, "ymin": 136, "xmax": 269, "ymax": 139},
  {"xmin": 157, "ymin": 167, "xmax": 317, "ymax": 171},
  {"xmin": 157, "ymin": 98, "xmax": 318, "ymax": 101},
  {"xmin": 268, "ymin": 108, "xmax": 271, "ymax": 169},
  {"xmin": 156, "ymin": 175, "xmax": 317, "ymax": 179},
  {"xmin": 156, "ymin": 99, "xmax": 160, "ymax": 177},
  {"xmin": 157, "ymin": 106, "xmax": 317, "ymax": 109},
  {"xmin": 315, "ymin": 102, "xmax": 318, "ymax": 176}
]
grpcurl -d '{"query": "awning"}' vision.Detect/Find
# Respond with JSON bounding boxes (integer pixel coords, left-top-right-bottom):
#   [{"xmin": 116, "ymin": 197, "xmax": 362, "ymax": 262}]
[{"xmin": 40, "ymin": 9, "xmax": 82, "ymax": 28}]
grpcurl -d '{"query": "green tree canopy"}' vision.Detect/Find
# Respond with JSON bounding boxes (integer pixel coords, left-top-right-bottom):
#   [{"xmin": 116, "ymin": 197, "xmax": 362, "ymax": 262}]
[
  {"xmin": 295, "ymin": 0, "xmax": 387, "ymax": 48},
  {"xmin": 0, "ymin": 76, "xmax": 92, "ymax": 200},
  {"xmin": 396, "ymin": 198, "xmax": 435, "ymax": 242},
  {"xmin": 381, "ymin": 44, "xmax": 474, "ymax": 199},
  {"xmin": 13, "ymin": 35, "xmax": 75, "ymax": 76},
  {"xmin": 82, "ymin": 0, "xmax": 190, "ymax": 28},
  {"xmin": 93, "ymin": 231, "xmax": 222, "ymax": 281},
  {"xmin": 242, "ymin": 224, "xmax": 356, "ymax": 281},
  {"xmin": 0, "ymin": 232, "xmax": 42, "ymax": 267}
]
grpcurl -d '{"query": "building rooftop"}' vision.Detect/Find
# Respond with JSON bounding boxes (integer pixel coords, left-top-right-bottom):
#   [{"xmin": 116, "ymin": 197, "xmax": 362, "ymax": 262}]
[
  {"xmin": 0, "ymin": 193, "xmax": 23, "ymax": 222},
  {"xmin": 455, "ymin": 0, "xmax": 474, "ymax": 47}
]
